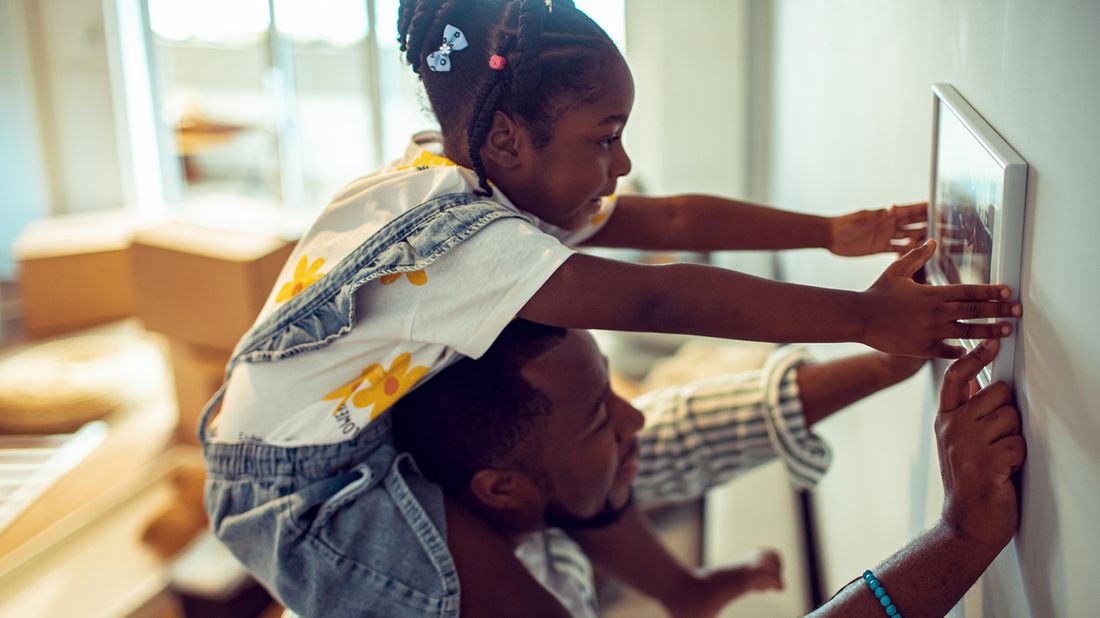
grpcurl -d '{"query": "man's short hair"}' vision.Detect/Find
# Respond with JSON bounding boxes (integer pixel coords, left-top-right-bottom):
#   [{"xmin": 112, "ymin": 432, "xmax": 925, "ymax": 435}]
[{"xmin": 391, "ymin": 319, "xmax": 567, "ymax": 496}]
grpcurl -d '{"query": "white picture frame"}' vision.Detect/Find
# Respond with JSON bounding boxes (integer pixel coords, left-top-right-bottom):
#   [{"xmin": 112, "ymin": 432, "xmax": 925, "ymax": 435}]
[{"xmin": 927, "ymin": 83, "xmax": 1028, "ymax": 387}]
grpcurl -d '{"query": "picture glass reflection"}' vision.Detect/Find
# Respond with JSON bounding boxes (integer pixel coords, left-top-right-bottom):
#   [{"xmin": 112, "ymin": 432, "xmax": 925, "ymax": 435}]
[{"xmin": 933, "ymin": 105, "xmax": 1001, "ymax": 285}]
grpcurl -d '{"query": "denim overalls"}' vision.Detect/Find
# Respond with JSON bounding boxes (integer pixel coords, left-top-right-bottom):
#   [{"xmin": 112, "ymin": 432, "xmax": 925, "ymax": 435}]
[{"xmin": 200, "ymin": 193, "xmax": 529, "ymax": 617}]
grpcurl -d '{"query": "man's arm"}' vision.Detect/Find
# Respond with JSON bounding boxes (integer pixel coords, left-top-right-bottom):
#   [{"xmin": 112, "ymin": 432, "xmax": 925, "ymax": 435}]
[
  {"xmin": 798, "ymin": 352, "xmax": 926, "ymax": 428},
  {"xmin": 567, "ymin": 351, "xmax": 921, "ymax": 615},
  {"xmin": 809, "ymin": 522, "xmax": 1000, "ymax": 618},
  {"xmin": 629, "ymin": 347, "xmax": 829, "ymax": 505},
  {"xmin": 583, "ymin": 194, "xmax": 927, "ymax": 255},
  {"xmin": 444, "ymin": 497, "xmax": 571, "ymax": 618},
  {"xmin": 569, "ymin": 503, "xmax": 782, "ymax": 618},
  {"xmin": 811, "ymin": 340, "xmax": 1025, "ymax": 617}
]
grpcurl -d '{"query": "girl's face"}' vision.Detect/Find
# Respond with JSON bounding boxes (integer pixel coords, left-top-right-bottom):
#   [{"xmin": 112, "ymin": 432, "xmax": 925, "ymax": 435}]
[{"xmin": 499, "ymin": 53, "xmax": 635, "ymax": 231}]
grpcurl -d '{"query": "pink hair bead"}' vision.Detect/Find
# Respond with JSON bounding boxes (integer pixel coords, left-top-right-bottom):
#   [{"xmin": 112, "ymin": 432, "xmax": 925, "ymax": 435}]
[{"xmin": 489, "ymin": 55, "xmax": 507, "ymax": 70}]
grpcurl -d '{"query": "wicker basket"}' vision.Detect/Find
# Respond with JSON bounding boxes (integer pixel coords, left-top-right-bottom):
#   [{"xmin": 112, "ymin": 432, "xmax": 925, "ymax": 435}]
[{"xmin": 0, "ymin": 330, "xmax": 164, "ymax": 434}]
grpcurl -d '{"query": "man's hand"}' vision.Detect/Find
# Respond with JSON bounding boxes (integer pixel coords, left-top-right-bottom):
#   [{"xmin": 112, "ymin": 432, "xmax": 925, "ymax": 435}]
[
  {"xmin": 936, "ymin": 339, "xmax": 1026, "ymax": 551},
  {"xmin": 860, "ymin": 239, "xmax": 1020, "ymax": 358},
  {"xmin": 666, "ymin": 548, "xmax": 784, "ymax": 618},
  {"xmin": 828, "ymin": 202, "xmax": 928, "ymax": 257},
  {"xmin": 808, "ymin": 342, "xmax": 1026, "ymax": 618}
]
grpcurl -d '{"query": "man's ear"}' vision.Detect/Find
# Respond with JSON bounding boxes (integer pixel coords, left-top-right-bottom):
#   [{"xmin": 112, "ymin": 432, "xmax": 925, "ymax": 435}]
[
  {"xmin": 480, "ymin": 110, "xmax": 529, "ymax": 171},
  {"xmin": 469, "ymin": 468, "xmax": 542, "ymax": 512}
]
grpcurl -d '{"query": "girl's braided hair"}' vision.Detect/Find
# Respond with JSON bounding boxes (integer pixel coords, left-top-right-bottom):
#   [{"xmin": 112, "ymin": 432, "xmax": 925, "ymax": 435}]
[{"xmin": 397, "ymin": 0, "xmax": 617, "ymax": 196}]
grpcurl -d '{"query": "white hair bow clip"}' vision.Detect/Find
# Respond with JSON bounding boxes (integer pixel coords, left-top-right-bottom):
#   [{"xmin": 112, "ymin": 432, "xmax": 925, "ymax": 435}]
[{"xmin": 427, "ymin": 25, "xmax": 468, "ymax": 72}]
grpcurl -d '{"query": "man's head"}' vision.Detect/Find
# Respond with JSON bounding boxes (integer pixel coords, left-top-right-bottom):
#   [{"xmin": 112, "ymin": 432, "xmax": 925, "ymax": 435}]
[{"xmin": 392, "ymin": 320, "xmax": 644, "ymax": 536}]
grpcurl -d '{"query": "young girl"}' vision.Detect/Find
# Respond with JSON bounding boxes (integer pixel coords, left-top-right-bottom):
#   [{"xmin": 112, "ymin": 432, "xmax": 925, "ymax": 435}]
[{"xmin": 201, "ymin": 1, "xmax": 1020, "ymax": 616}]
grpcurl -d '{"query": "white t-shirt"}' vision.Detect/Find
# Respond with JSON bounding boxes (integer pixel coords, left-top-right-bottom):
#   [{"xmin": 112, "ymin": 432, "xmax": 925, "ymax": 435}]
[{"xmin": 211, "ymin": 135, "xmax": 617, "ymax": 445}]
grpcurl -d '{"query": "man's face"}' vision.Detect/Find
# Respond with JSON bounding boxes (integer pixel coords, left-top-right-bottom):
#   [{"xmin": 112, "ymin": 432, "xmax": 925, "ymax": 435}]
[{"xmin": 519, "ymin": 329, "xmax": 645, "ymax": 528}]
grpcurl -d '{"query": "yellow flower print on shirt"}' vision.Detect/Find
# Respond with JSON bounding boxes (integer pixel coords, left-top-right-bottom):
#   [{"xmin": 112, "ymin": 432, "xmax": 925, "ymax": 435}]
[
  {"xmin": 323, "ymin": 352, "xmax": 429, "ymax": 421},
  {"xmin": 590, "ymin": 193, "xmax": 615, "ymax": 226},
  {"xmin": 276, "ymin": 255, "xmax": 326, "ymax": 303},
  {"xmin": 395, "ymin": 150, "xmax": 457, "ymax": 171},
  {"xmin": 379, "ymin": 269, "xmax": 428, "ymax": 286},
  {"xmin": 322, "ymin": 367, "xmax": 372, "ymax": 414}
]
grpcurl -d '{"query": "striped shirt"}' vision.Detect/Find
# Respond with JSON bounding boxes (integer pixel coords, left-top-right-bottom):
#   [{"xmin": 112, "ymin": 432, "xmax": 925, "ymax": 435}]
[{"xmin": 516, "ymin": 345, "xmax": 832, "ymax": 615}]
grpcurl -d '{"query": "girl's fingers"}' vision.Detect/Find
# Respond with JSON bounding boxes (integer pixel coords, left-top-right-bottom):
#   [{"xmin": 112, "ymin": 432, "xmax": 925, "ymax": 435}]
[
  {"xmin": 930, "ymin": 341, "xmax": 965, "ymax": 360},
  {"xmin": 949, "ymin": 300, "xmax": 1023, "ymax": 320},
  {"xmin": 885, "ymin": 239, "xmax": 936, "ymax": 277},
  {"xmin": 936, "ymin": 283, "xmax": 1012, "ymax": 301},
  {"xmin": 892, "ymin": 227, "xmax": 928, "ymax": 240},
  {"xmin": 892, "ymin": 241, "xmax": 920, "ymax": 254},
  {"xmin": 892, "ymin": 202, "xmax": 929, "ymax": 224},
  {"xmin": 951, "ymin": 321, "xmax": 1013, "ymax": 340}
]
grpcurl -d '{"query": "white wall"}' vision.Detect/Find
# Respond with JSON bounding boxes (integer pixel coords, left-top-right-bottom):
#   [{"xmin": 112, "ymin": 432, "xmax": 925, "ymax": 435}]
[
  {"xmin": 624, "ymin": 0, "xmax": 750, "ymax": 198},
  {"xmin": 0, "ymin": 0, "xmax": 52, "ymax": 279},
  {"xmin": 26, "ymin": 0, "xmax": 124, "ymax": 214},
  {"xmin": 760, "ymin": 1, "xmax": 1100, "ymax": 616},
  {"xmin": 623, "ymin": 3, "xmax": 809, "ymax": 615}
]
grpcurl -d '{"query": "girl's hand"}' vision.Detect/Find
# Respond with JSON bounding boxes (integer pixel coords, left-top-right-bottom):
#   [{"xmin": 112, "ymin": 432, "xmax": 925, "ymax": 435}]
[
  {"xmin": 829, "ymin": 202, "xmax": 928, "ymax": 257},
  {"xmin": 860, "ymin": 239, "xmax": 1021, "ymax": 358}
]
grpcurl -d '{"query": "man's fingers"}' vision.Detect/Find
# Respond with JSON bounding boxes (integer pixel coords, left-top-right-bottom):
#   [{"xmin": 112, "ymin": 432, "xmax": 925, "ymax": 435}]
[
  {"xmin": 885, "ymin": 238, "xmax": 936, "ymax": 278},
  {"xmin": 993, "ymin": 434, "xmax": 1027, "ymax": 472},
  {"xmin": 951, "ymin": 382, "xmax": 1013, "ymax": 421},
  {"xmin": 979, "ymin": 404, "xmax": 1021, "ymax": 444},
  {"xmin": 940, "ymin": 339, "xmax": 999, "ymax": 411},
  {"xmin": 937, "ymin": 283, "xmax": 1013, "ymax": 302},
  {"xmin": 950, "ymin": 321, "xmax": 1014, "ymax": 340}
]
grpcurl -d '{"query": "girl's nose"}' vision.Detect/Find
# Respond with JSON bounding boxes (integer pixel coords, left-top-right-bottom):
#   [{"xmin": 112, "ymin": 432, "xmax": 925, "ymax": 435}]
[
  {"xmin": 613, "ymin": 145, "xmax": 632, "ymax": 179},
  {"xmin": 610, "ymin": 394, "xmax": 644, "ymax": 438}
]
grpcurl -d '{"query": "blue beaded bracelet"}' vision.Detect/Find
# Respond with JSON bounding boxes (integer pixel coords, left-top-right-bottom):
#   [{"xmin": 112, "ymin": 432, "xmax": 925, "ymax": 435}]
[{"xmin": 862, "ymin": 570, "xmax": 902, "ymax": 617}]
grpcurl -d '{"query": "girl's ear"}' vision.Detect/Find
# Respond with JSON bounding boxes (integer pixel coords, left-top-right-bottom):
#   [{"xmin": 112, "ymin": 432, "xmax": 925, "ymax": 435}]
[
  {"xmin": 469, "ymin": 468, "xmax": 543, "ymax": 513},
  {"xmin": 480, "ymin": 110, "xmax": 530, "ymax": 171}
]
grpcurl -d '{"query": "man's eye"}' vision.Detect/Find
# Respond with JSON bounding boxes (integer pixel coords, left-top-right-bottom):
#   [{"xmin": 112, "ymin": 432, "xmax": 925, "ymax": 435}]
[{"xmin": 596, "ymin": 413, "xmax": 612, "ymax": 431}]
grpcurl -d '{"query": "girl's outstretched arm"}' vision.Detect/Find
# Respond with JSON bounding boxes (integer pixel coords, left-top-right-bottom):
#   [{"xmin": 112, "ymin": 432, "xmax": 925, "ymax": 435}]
[
  {"xmin": 519, "ymin": 239, "xmax": 1019, "ymax": 359},
  {"xmin": 584, "ymin": 194, "xmax": 927, "ymax": 256}
]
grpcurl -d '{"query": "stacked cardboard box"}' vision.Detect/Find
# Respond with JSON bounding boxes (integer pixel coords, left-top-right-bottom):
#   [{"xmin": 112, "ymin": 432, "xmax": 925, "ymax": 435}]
[
  {"xmin": 130, "ymin": 222, "xmax": 294, "ymax": 444},
  {"xmin": 14, "ymin": 211, "xmax": 138, "ymax": 339}
]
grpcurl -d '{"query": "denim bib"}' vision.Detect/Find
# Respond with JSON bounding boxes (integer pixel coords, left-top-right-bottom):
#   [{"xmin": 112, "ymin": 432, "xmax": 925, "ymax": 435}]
[
  {"xmin": 200, "ymin": 192, "xmax": 527, "ymax": 617},
  {"xmin": 199, "ymin": 192, "xmax": 527, "ymax": 441}
]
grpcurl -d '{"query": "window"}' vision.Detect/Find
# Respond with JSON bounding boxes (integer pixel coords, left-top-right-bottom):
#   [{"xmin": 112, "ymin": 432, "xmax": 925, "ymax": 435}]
[{"xmin": 128, "ymin": 0, "xmax": 624, "ymax": 215}]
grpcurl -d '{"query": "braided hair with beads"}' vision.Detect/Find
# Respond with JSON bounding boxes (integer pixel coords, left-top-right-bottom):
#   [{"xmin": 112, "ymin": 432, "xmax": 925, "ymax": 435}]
[{"xmin": 396, "ymin": 0, "xmax": 618, "ymax": 196}]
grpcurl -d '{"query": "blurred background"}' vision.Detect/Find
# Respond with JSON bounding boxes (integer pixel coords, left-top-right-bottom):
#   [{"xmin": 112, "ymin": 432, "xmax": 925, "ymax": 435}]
[{"xmin": 1, "ymin": 1, "xmax": 1098, "ymax": 617}]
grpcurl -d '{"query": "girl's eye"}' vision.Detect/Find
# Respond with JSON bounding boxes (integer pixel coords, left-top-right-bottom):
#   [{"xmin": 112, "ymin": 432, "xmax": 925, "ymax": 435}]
[{"xmin": 598, "ymin": 134, "xmax": 620, "ymax": 149}]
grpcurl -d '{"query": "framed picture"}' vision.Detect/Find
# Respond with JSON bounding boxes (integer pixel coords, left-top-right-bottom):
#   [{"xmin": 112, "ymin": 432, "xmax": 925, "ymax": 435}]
[{"xmin": 927, "ymin": 83, "xmax": 1027, "ymax": 387}]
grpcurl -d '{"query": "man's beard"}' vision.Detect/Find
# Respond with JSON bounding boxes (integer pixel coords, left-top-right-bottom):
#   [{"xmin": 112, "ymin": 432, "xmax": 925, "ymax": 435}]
[{"xmin": 542, "ymin": 492, "xmax": 634, "ymax": 530}]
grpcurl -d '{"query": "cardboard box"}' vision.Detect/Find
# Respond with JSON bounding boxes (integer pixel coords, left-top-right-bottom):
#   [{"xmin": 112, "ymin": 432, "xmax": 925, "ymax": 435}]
[
  {"xmin": 14, "ymin": 211, "xmax": 137, "ymax": 339},
  {"xmin": 131, "ymin": 222, "xmax": 293, "ymax": 352},
  {"xmin": 170, "ymin": 340, "xmax": 229, "ymax": 445}
]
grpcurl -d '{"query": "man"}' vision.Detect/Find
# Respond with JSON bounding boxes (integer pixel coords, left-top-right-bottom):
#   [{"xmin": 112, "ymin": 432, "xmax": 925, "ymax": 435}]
[{"xmin": 392, "ymin": 320, "xmax": 1023, "ymax": 616}]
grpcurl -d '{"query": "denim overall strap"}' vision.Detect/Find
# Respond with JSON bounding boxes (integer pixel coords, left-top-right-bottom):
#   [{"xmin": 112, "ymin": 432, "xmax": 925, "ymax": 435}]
[{"xmin": 197, "ymin": 193, "xmax": 526, "ymax": 444}]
